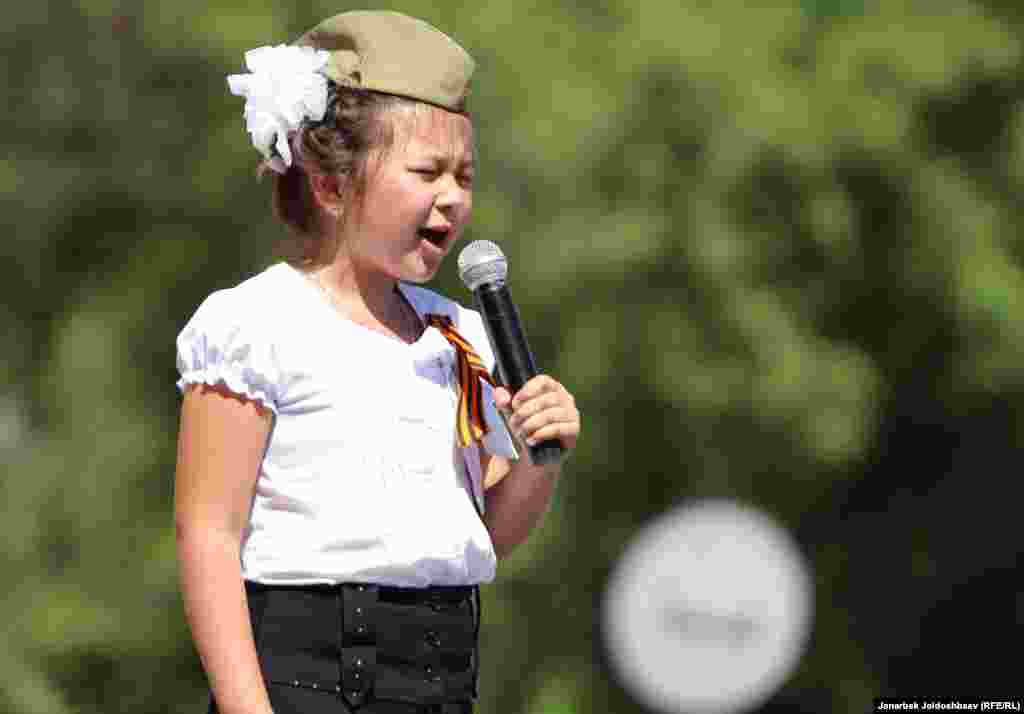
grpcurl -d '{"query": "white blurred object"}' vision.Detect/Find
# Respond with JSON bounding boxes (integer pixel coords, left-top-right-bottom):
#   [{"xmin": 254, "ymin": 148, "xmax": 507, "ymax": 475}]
[
  {"xmin": 226, "ymin": 44, "xmax": 330, "ymax": 173},
  {"xmin": 602, "ymin": 499, "xmax": 813, "ymax": 714}
]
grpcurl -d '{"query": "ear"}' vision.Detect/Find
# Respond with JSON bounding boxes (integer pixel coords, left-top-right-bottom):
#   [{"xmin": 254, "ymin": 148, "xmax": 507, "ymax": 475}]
[{"xmin": 307, "ymin": 169, "xmax": 345, "ymax": 217}]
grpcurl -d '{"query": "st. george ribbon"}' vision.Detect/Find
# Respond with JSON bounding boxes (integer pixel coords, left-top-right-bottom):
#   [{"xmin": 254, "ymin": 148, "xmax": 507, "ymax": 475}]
[{"xmin": 458, "ymin": 240, "xmax": 564, "ymax": 466}]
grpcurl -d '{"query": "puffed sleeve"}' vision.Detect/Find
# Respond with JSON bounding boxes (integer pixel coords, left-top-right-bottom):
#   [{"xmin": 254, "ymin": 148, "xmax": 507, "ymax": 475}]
[
  {"xmin": 459, "ymin": 309, "xmax": 519, "ymax": 460},
  {"xmin": 175, "ymin": 289, "xmax": 281, "ymax": 414}
]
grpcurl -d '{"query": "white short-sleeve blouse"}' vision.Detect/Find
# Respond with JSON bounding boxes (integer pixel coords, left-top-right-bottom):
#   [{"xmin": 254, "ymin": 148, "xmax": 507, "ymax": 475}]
[{"xmin": 175, "ymin": 262, "xmax": 517, "ymax": 587}]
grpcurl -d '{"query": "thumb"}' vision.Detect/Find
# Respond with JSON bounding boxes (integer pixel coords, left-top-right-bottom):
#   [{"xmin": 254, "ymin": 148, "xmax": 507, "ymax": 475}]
[{"xmin": 492, "ymin": 386, "xmax": 513, "ymax": 411}]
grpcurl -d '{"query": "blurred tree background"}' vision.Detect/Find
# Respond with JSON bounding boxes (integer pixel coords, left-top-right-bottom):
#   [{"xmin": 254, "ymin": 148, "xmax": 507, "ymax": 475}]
[{"xmin": 2, "ymin": 0, "xmax": 1022, "ymax": 712}]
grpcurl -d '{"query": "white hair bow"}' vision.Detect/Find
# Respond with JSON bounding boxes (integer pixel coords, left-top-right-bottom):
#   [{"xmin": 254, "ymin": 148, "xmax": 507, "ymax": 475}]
[{"xmin": 227, "ymin": 45, "xmax": 330, "ymax": 173}]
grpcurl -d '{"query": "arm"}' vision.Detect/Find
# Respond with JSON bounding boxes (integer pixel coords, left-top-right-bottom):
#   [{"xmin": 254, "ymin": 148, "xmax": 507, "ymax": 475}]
[
  {"xmin": 481, "ymin": 454, "xmax": 558, "ymax": 559},
  {"xmin": 174, "ymin": 383, "xmax": 275, "ymax": 714},
  {"xmin": 482, "ymin": 375, "xmax": 580, "ymax": 559}
]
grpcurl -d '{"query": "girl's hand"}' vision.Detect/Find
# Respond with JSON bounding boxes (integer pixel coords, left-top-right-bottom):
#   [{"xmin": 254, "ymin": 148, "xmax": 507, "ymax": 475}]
[{"xmin": 494, "ymin": 375, "xmax": 580, "ymax": 458}]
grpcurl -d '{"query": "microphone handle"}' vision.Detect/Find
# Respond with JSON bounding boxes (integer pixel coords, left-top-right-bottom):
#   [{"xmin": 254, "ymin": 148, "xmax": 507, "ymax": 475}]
[{"xmin": 473, "ymin": 282, "xmax": 564, "ymax": 466}]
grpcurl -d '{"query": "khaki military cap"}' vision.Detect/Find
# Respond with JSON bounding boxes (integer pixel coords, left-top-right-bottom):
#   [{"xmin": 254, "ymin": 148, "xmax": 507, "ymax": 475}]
[{"xmin": 295, "ymin": 11, "xmax": 474, "ymax": 112}]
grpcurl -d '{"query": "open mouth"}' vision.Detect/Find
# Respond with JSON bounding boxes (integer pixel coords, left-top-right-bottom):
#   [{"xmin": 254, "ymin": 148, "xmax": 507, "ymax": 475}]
[{"xmin": 417, "ymin": 228, "xmax": 449, "ymax": 246}]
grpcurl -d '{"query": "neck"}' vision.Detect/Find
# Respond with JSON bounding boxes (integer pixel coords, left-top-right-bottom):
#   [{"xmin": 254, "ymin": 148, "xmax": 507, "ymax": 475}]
[{"xmin": 307, "ymin": 249, "xmax": 407, "ymax": 327}]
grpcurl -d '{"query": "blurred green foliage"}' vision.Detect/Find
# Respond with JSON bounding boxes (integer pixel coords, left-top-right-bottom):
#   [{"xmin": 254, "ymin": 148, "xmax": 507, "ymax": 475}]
[{"xmin": 2, "ymin": 1, "xmax": 1022, "ymax": 712}]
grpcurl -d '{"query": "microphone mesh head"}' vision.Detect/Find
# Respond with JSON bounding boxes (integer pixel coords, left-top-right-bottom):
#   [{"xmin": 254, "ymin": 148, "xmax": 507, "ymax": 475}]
[{"xmin": 457, "ymin": 240, "xmax": 508, "ymax": 291}]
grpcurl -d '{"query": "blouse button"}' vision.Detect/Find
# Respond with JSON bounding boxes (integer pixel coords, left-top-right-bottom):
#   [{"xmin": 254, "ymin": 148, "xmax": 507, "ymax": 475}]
[{"xmin": 425, "ymin": 630, "xmax": 442, "ymax": 648}]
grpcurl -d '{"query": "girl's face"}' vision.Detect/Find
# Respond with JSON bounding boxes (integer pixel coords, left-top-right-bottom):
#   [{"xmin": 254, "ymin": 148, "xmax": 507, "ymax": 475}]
[{"xmin": 343, "ymin": 104, "xmax": 475, "ymax": 284}]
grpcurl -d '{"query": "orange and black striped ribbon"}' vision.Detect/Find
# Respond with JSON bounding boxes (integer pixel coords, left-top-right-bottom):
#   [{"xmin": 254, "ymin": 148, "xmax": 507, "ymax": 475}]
[{"xmin": 425, "ymin": 313, "xmax": 496, "ymax": 448}]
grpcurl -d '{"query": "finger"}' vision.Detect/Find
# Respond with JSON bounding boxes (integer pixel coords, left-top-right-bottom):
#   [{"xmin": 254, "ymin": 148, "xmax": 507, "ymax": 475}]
[
  {"xmin": 511, "ymin": 375, "xmax": 562, "ymax": 409},
  {"xmin": 507, "ymin": 390, "xmax": 565, "ymax": 431},
  {"xmin": 516, "ymin": 406, "xmax": 579, "ymax": 444},
  {"xmin": 524, "ymin": 419, "xmax": 580, "ymax": 449}
]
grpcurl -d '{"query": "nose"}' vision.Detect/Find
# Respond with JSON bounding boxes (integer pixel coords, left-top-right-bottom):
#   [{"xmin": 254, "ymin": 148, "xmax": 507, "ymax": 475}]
[{"xmin": 434, "ymin": 173, "xmax": 471, "ymax": 216}]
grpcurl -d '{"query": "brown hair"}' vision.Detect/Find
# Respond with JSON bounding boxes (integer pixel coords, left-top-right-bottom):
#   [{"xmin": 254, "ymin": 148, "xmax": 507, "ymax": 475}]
[{"xmin": 265, "ymin": 84, "xmax": 426, "ymax": 267}]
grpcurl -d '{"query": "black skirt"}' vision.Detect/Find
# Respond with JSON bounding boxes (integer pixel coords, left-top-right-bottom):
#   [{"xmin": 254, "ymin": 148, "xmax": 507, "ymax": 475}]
[{"xmin": 207, "ymin": 581, "xmax": 480, "ymax": 714}]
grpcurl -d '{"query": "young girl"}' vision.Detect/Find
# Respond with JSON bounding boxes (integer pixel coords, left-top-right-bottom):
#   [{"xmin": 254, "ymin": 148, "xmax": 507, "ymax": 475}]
[{"xmin": 174, "ymin": 11, "xmax": 580, "ymax": 714}]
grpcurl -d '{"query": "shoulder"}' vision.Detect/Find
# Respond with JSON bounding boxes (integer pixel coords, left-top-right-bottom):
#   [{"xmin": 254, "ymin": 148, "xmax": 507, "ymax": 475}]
[
  {"xmin": 215, "ymin": 262, "xmax": 298, "ymax": 313},
  {"xmin": 181, "ymin": 263, "xmax": 299, "ymax": 334},
  {"xmin": 175, "ymin": 264, "xmax": 303, "ymax": 405}
]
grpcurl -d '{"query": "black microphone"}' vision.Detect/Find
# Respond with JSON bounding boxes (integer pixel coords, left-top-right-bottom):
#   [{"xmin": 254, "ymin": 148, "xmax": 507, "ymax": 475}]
[{"xmin": 457, "ymin": 240, "xmax": 564, "ymax": 466}]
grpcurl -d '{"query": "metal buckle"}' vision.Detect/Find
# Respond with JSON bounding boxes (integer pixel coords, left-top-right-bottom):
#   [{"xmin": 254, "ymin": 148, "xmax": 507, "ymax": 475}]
[{"xmin": 340, "ymin": 584, "xmax": 379, "ymax": 708}]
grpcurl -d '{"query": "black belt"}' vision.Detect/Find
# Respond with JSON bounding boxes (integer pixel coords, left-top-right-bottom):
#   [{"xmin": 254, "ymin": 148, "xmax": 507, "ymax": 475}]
[
  {"xmin": 246, "ymin": 581, "xmax": 480, "ymax": 710},
  {"xmin": 376, "ymin": 583, "xmax": 476, "ymax": 604}
]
